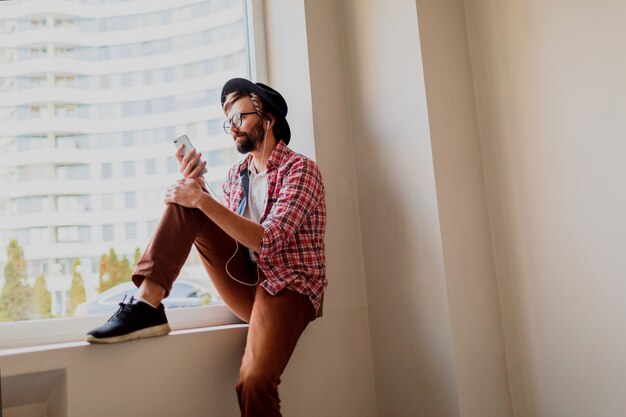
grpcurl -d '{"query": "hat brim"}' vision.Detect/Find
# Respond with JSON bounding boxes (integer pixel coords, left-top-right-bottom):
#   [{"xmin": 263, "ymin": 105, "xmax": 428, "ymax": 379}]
[{"xmin": 221, "ymin": 78, "xmax": 291, "ymax": 144}]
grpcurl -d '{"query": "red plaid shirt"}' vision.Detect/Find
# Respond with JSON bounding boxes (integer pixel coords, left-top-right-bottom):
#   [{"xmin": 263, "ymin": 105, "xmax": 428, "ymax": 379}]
[{"xmin": 219, "ymin": 141, "xmax": 327, "ymax": 312}]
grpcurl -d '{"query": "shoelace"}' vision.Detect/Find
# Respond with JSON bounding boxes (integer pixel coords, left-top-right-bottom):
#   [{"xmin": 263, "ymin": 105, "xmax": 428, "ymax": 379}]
[{"xmin": 107, "ymin": 295, "xmax": 134, "ymax": 323}]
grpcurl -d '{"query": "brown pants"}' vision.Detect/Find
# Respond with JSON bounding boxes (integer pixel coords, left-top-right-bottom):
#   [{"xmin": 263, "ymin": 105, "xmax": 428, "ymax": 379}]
[{"xmin": 132, "ymin": 203, "xmax": 315, "ymax": 417}]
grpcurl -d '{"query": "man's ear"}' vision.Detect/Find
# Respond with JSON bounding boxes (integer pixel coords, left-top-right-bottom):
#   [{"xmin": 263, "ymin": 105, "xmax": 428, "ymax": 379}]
[{"xmin": 266, "ymin": 115, "xmax": 276, "ymax": 128}]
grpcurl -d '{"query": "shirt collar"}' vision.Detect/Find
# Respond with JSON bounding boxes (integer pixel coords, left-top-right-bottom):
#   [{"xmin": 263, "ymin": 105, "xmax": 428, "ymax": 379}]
[
  {"xmin": 236, "ymin": 140, "xmax": 291, "ymax": 174},
  {"xmin": 247, "ymin": 157, "xmax": 259, "ymax": 175}
]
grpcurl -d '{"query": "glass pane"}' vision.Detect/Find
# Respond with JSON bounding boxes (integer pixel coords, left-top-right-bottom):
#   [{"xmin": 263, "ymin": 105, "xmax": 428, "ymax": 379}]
[{"xmin": 0, "ymin": 0, "xmax": 252, "ymax": 323}]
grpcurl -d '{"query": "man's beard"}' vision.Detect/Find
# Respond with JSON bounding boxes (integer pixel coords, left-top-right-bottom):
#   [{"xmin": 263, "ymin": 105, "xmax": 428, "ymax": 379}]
[{"xmin": 235, "ymin": 121, "xmax": 265, "ymax": 154}]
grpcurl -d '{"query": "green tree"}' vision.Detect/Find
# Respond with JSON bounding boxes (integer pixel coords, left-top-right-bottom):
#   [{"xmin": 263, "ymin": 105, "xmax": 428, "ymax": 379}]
[
  {"xmin": 98, "ymin": 252, "xmax": 108, "ymax": 293},
  {"xmin": 98, "ymin": 248, "xmax": 132, "ymax": 293},
  {"xmin": 33, "ymin": 274, "xmax": 52, "ymax": 319},
  {"xmin": 0, "ymin": 240, "xmax": 33, "ymax": 322},
  {"xmin": 133, "ymin": 246, "xmax": 141, "ymax": 268},
  {"xmin": 68, "ymin": 259, "xmax": 86, "ymax": 315}
]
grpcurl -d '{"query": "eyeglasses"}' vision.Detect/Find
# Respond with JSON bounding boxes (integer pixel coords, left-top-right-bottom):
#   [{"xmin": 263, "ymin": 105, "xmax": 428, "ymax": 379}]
[{"xmin": 223, "ymin": 111, "xmax": 260, "ymax": 134}]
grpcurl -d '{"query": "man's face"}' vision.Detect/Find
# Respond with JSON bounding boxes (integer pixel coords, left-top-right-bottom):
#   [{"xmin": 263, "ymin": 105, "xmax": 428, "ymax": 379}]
[{"xmin": 225, "ymin": 97, "xmax": 265, "ymax": 154}]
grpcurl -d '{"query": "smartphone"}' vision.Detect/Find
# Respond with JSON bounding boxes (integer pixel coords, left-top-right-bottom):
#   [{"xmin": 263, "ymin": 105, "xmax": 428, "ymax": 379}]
[{"xmin": 173, "ymin": 134, "xmax": 207, "ymax": 176}]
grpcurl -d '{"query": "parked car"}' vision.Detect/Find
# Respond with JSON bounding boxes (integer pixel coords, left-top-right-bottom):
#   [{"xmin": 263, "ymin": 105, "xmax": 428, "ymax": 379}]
[{"xmin": 74, "ymin": 280, "xmax": 216, "ymax": 317}]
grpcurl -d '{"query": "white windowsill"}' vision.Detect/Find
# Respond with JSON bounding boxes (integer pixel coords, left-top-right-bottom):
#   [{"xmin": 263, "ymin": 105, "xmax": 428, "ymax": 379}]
[{"xmin": 0, "ymin": 303, "xmax": 243, "ymax": 351}]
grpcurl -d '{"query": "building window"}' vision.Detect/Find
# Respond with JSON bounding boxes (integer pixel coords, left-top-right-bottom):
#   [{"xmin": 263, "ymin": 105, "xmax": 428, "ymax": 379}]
[
  {"xmin": 17, "ymin": 135, "xmax": 48, "ymax": 151},
  {"xmin": 101, "ymin": 163, "xmax": 112, "ymax": 178},
  {"xmin": 123, "ymin": 161, "xmax": 135, "ymax": 177},
  {"xmin": 55, "ymin": 19, "xmax": 74, "ymax": 29},
  {"xmin": 102, "ymin": 224, "xmax": 114, "ymax": 241},
  {"xmin": 56, "ymin": 226, "xmax": 90, "ymax": 243},
  {"xmin": 31, "ymin": 227, "xmax": 52, "ymax": 245},
  {"xmin": 101, "ymin": 193, "xmax": 115, "ymax": 210},
  {"xmin": 147, "ymin": 220, "xmax": 157, "ymax": 236},
  {"xmin": 15, "ymin": 196, "xmax": 47, "ymax": 213},
  {"xmin": 145, "ymin": 159, "xmax": 156, "ymax": 175},
  {"xmin": 124, "ymin": 191, "xmax": 136, "ymax": 208},
  {"xmin": 29, "ymin": 47, "xmax": 47, "ymax": 58},
  {"xmin": 56, "ymin": 164, "xmax": 89, "ymax": 180},
  {"xmin": 55, "ymin": 75, "xmax": 76, "ymax": 87},
  {"xmin": 30, "ymin": 18, "xmax": 47, "ymax": 29},
  {"xmin": 125, "ymin": 222, "xmax": 137, "ymax": 239},
  {"xmin": 56, "ymin": 195, "xmax": 90, "ymax": 212},
  {"xmin": 28, "ymin": 259, "xmax": 49, "ymax": 276},
  {"xmin": 16, "ymin": 229, "xmax": 31, "ymax": 246},
  {"xmin": 167, "ymin": 156, "xmax": 178, "ymax": 173}
]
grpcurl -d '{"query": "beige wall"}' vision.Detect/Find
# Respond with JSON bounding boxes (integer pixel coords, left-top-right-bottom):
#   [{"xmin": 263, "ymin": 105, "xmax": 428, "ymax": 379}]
[
  {"xmin": 338, "ymin": 0, "xmax": 513, "ymax": 416},
  {"xmin": 340, "ymin": 0, "xmax": 457, "ymax": 415},
  {"xmin": 415, "ymin": 1, "xmax": 514, "ymax": 416},
  {"xmin": 465, "ymin": 1, "xmax": 626, "ymax": 416}
]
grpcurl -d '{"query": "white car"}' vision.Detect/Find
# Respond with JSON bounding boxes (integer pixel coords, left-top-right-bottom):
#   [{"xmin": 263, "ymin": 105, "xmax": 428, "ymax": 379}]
[{"xmin": 74, "ymin": 280, "xmax": 217, "ymax": 317}]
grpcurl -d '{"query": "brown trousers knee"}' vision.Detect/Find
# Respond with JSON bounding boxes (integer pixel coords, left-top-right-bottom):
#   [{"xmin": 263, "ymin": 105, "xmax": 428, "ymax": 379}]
[{"xmin": 132, "ymin": 203, "xmax": 315, "ymax": 416}]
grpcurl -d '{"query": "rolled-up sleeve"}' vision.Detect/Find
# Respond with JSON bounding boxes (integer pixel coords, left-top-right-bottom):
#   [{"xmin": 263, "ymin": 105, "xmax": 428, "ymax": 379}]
[{"xmin": 258, "ymin": 159, "xmax": 324, "ymax": 260}]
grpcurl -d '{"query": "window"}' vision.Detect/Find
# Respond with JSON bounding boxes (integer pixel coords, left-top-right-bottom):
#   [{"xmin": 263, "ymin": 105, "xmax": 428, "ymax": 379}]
[
  {"xmin": 125, "ymin": 222, "xmax": 137, "ymax": 239},
  {"xmin": 147, "ymin": 220, "xmax": 157, "ymax": 235},
  {"xmin": 17, "ymin": 163, "xmax": 51, "ymax": 182},
  {"xmin": 101, "ymin": 193, "xmax": 115, "ymax": 210},
  {"xmin": 55, "ymin": 104, "xmax": 77, "ymax": 116},
  {"xmin": 30, "ymin": 18, "xmax": 47, "ymax": 29},
  {"xmin": 55, "ymin": 47, "xmax": 75, "ymax": 58},
  {"xmin": 16, "ymin": 229, "xmax": 31, "ymax": 246},
  {"xmin": 102, "ymin": 224, "xmax": 114, "ymax": 241},
  {"xmin": 123, "ymin": 161, "xmax": 135, "ymax": 177},
  {"xmin": 28, "ymin": 259, "xmax": 49, "ymax": 276},
  {"xmin": 55, "ymin": 19, "xmax": 74, "ymax": 29},
  {"xmin": 55, "ymin": 75, "xmax": 75, "ymax": 86},
  {"xmin": 167, "ymin": 156, "xmax": 178, "ymax": 173},
  {"xmin": 15, "ymin": 196, "xmax": 47, "ymax": 213},
  {"xmin": 124, "ymin": 191, "xmax": 136, "ymax": 208},
  {"xmin": 0, "ymin": 0, "xmax": 262, "ymax": 344},
  {"xmin": 101, "ymin": 163, "xmax": 112, "ymax": 178},
  {"xmin": 56, "ymin": 164, "xmax": 89, "ymax": 180},
  {"xmin": 54, "ymin": 258, "xmax": 73, "ymax": 275},
  {"xmin": 145, "ymin": 159, "xmax": 156, "ymax": 175},
  {"xmin": 56, "ymin": 195, "xmax": 90, "ymax": 211},
  {"xmin": 123, "ymin": 131, "xmax": 134, "ymax": 147},
  {"xmin": 29, "ymin": 47, "xmax": 47, "ymax": 58},
  {"xmin": 56, "ymin": 226, "xmax": 90, "ymax": 243},
  {"xmin": 29, "ymin": 76, "xmax": 47, "ymax": 88},
  {"xmin": 31, "ymin": 227, "xmax": 52, "ymax": 245}
]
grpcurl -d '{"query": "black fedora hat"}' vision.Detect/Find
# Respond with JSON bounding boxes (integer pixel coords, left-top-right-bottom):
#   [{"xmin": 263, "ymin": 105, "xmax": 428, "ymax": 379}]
[{"xmin": 221, "ymin": 78, "xmax": 291, "ymax": 144}]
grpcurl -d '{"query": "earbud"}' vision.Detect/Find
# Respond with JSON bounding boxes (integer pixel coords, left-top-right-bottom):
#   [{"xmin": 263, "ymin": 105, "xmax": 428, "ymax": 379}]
[{"xmin": 266, "ymin": 120, "xmax": 270, "ymax": 127}]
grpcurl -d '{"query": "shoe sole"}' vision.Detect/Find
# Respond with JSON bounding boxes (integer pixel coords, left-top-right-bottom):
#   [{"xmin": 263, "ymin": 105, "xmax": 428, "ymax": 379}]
[{"xmin": 86, "ymin": 323, "xmax": 172, "ymax": 344}]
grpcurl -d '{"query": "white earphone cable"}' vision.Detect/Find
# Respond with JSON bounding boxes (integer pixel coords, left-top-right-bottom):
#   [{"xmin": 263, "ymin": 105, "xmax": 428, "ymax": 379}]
[{"xmin": 224, "ymin": 118, "xmax": 270, "ymax": 286}]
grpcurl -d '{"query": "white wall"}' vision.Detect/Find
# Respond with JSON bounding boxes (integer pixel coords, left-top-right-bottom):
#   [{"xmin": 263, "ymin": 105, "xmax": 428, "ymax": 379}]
[{"xmin": 465, "ymin": 1, "xmax": 626, "ymax": 416}]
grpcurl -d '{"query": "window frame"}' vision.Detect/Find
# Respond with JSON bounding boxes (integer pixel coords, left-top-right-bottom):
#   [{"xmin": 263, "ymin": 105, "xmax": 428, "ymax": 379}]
[{"xmin": 0, "ymin": 0, "xmax": 267, "ymax": 350}]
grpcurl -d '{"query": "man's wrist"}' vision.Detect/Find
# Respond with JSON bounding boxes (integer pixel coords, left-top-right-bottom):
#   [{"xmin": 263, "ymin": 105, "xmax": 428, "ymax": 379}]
[{"xmin": 194, "ymin": 192, "xmax": 215, "ymax": 212}]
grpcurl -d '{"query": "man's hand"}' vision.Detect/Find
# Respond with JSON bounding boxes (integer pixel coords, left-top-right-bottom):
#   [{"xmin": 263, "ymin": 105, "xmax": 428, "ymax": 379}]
[
  {"xmin": 164, "ymin": 178, "xmax": 208, "ymax": 208},
  {"xmin": 176, "ymin": 145, "xmax": 207, "ymax": 190}
]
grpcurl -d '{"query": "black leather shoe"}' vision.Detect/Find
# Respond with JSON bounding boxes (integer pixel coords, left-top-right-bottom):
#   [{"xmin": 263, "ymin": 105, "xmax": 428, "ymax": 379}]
[{"xmin": 86, "ymin": 297, "xmax": 171, "ymax": 344}]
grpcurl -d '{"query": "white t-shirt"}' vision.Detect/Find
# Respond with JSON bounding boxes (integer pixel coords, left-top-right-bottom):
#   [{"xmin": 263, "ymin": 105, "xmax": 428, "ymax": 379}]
[{"xmin": 243, "ymin": 159, "xmax": 268, "ymax": 262}]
